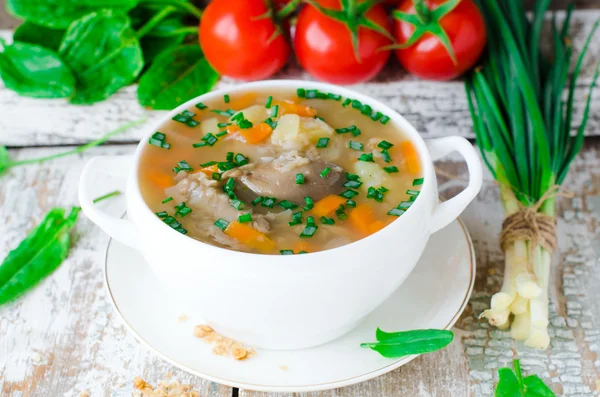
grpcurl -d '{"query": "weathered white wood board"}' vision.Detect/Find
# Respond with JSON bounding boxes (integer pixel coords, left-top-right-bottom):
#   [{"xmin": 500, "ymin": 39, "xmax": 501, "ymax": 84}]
[
  {"xmin": 1, "ymin": 8, "xmax": 600, "ymax": 146},
  {"xmin": 1, "ymin": 142, "xmax": 599, "ymax": 396}
]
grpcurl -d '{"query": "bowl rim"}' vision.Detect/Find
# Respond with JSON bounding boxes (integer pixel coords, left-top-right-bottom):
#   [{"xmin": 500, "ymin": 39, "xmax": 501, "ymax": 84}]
[{"xmin": 128, "ymin": 79, "xmax": 435, "ymax": 260}]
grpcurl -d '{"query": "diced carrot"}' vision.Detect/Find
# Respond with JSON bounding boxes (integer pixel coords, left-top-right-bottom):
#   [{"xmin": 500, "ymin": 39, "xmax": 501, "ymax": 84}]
[
  {"xmin": 148, "ymin": 172, "xmax": 173, "ymax": 189},
  {"xmin": 348, "ymin": 204, "xmax": 376, "ymax": 234},
  {"xmin": 225, "ymin": 221, "xmax": 275, "ymax": 253},
  {"xmin": 226, "ymin": 124, "xmax": 240, "ymax": 134},
  {"xmin": 312, "ymin": 195, "xmax": 347, "ymax": 218},
  {"xmin": 193, "ymin": 164, "xmax": 219, "ymax": 176},
  {"xmin": 294, "ymin": 241, "xmax": 313, "ymax": 253},
  {"xmin": 368, "ymin": 220, "xmax": 385, "ymax": 234},
  {"xmin": 399, "ymin": 141, "xmax": 420, "ymax": 174},
  {"xmin": 274, "ymin": 100, "xmax": 318, "ymax": 117},
  {"xmin": 240, "ymin": 122, "xmax": 273, "ymax": 144},
  {"xmin": 228, "ymin": 92, "xmax": 258, "ymax": 110}
]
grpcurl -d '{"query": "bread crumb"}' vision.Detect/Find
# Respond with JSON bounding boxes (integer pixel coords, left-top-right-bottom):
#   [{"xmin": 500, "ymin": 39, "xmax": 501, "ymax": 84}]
[
  {"xmin": 133, "ymin": 376, "xmax": 202, "ymax": 397},
  {"xmin": 193, "ymin": 324, "xmax": 255, "ymax": 360},
  {"xmin": 280, "ymin": 364, "xmax": 289, "ymax": 371},
  {"xmin": 79, "ymin": 390, "xmax": 90, "ymax": 397},
  {"xmin": 178, "ymin": 314, "xmax": 189, "ymax": 322}
]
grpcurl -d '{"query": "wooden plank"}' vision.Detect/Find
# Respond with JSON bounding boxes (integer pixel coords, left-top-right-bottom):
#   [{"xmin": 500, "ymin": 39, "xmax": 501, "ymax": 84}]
[
  {"xmin": 0, "ymin": 145, "xmax": 233, "ymax": 397},
  {"xmin": 2, "ymin": 8, "xmax": 600, "ymax": 147},
  {"xmin": 240, "ymin": 140, "xmax": 600, "ymax": 397}
]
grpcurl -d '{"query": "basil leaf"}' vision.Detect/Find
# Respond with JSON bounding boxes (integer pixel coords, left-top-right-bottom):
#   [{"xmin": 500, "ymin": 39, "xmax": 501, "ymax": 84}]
[
  {"xmin": 0, "ymin": 208, "xmax": 78, "ymax": 305},
  {"xmin": 361, "ymin": 328, "xmax": 454, "ymax": 358},
  {"xmin": 0, "ymin": 41, "xmax": 75, "ymax": 98},
  {"xmin": 137, "ymin": 45, "xmax": 219, "ymax": 110},
  {"xmin": 496, "ymin": 368, "xmax": 523, "ymax": 397},
  {"xmin": 522, "ymin": 375, "xmax": 556, "ymax": 397},
  {"xmin": 13, "ymin": 22, "xmax": 65, "ymax": 51},
  {"xmin": 59, "ymin": 10, "xmax": 144, "ymax": 104},
  {"xmin": 6, "ymin": 0, "xmax": 138, "ymax": 29},
  {"xmin": 141, "ymin": 34, "xmax": 184, "ymax": 65}
]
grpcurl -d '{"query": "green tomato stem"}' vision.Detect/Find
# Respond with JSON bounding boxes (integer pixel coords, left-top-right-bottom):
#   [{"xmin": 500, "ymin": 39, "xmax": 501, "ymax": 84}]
[
  {"xmin": 412, "ymin": 0, "xmax": 431, "ymax": 24},
  {"xmin": 136, "ymin": 6, "xmax": 176, "ymax": 39}
]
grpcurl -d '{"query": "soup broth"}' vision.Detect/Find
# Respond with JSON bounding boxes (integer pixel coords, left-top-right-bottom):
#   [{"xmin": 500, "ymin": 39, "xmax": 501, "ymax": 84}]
[{"xmin": 139, "ymin": 88, "xmax": 423, "ymax": 255}]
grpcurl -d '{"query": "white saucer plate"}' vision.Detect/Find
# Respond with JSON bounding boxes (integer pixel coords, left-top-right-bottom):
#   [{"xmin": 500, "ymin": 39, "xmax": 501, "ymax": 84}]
[{"xmin": 105, "ymin": 218, "xmax": 475, "ymax": 392}]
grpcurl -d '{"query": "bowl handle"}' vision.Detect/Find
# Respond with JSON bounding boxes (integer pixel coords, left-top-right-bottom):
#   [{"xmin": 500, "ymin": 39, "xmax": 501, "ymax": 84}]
[
  {"xmin": 78, "ymin": 155, "xmax": 141, "ymax": 250},
  {"xmin": 426, "ymin": 137, "xmax": 483, "ymax": 233}
]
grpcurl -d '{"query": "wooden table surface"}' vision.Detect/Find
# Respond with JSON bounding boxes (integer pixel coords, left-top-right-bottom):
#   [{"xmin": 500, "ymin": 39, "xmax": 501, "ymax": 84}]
[{"xmin": 1, "ymin": 6, "xmax": 600, "ymax": 396}]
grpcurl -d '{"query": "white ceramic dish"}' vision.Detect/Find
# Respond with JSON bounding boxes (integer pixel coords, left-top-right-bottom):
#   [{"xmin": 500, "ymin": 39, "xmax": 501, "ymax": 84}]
[
  {"xmin": 106, "ymin": 218, "xmax": 475, "ymax": 392},
  {"xmin": 80, "ymin": 80, "xmax": 482, "ymax": 350}
]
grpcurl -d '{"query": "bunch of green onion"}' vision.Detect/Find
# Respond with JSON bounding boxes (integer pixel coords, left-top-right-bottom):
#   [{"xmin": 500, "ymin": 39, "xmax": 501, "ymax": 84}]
[{"xmin": 465, "ymin": 0, "xmax": 599, "ymax": 348}]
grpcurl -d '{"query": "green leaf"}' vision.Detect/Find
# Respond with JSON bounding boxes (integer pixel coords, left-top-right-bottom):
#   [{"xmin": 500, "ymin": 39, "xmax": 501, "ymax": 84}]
[
  {"xmin": 13, "ymin": 22, "xmax": 65, "ymax": 51},
  {"xmin": 495, "ymin": 368, "xmax": 522, "ymax": 397},
  {"xmin": 0, "ymin": 208, "xmax": 79, "ymax": 305},
  {"xmin": 495, "ymin": 360, "xmax": 556, "ymax": 397},
  {"xmin": 129, "ymin": 4, "xmax": 189, "ymax": 38},
  {"xmin": 5, "ymin": 0, "xmax": 138, "ymax": 29},
  {"xmin": 522, "ymin": 375, "xmax": 556, "ymax": 396},
  {"xmin": 0, "ymin": 41, "xmax": 75, "ymax": 98},
  {"xmin": 140, "ymin": 35, "xmax": 185, "ymax": 65},
  {"xmin": 59, "ymin": 10, "xmax": 144, "ymax": 104},
  {"xmin": 137, "ymin": 45, "xmax": 219, "ymax": 110},
  {"xmin": 361, "ymin": 328, "xmax": 453, "ymax": 359}
]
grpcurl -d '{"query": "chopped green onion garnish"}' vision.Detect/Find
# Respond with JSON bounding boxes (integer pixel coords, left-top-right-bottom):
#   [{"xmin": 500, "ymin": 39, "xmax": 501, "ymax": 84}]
[
  {"xmin": 289, "ymin": 211, "xmax": 303, "ymax": 226},
  {"xmin": 162, "ymin": 197, "xmax": 173, "ymax": 204},
  {"xmin": 361, "ymin": 104, "xmax": 372, "ymax": 116},
  {"xmin": 278, "ymin": 200, "xmax": 298, "ymax": 210},
  {"xmin": 352, "ymin": 128, "xmax": 361, "ymax": 137},
  {"xmin": 226, "ymin": 152, "xmax": 234, "ymax": 162},
  {"xmin": 298, "ymin": 251, "xmax": 308, "ymax": 254},
  {"xmin": 251, "ymin": 196, "xmax": 264, "ymax": 206},
  {"xmin": 367, "ymin": 186, "xmax": 387, "ymax": 202},
  {"xmin": 413, "ymin": 177, "xmax": 424, "ymax": 186},
  {"xmin": 406, "ymin": 189, "xmax": 420, "ymax": 196},
  {"xmin": 340, "ymin": 189, "xmax": 359, "ymax": 198},
  {"xmin": 218, "ymin": 122, "xmax": 231, "ymax": 128},
  {"xmin": 358, "ymin": 153, "xmax": 374, "ymax": 162},
  {"xmin": 201, "ymin": 161, "xmax": 218, "ymax": 167},
  {"xmin": 306, "ymin": 216, "xmax": 316, "ymax": 226},
  {"xmin": 327, "ymin": 93, "xmax": 342, "ymax": 101},
  {"xmin": 224, "ymin": 94, "xmax": 230, "ymax": 103},
  {"xmin": 335, "ymin": 125, "xmax": 357, "ymax": 134},
  {"xmin": 381, "ymin": 149, "xmax": 392, "ymax": 163},
  {"xmin": 173, "ymin": 160, "xmax": 193, "ymax": 173},
  {"xmin": 349, "ymin": 141, "xmax": 363, "ymax": 151},
  {"xmin": 346, "ymin": 173, "xmax": 360, "ymax": 181},
  {"xmin": 216, "ymin": 130, "xmax": 228, "ymax": 137},
  {"xmin": 182, "ymin": 110, "xmax": 195, "ymax": 118},
  {"xmin": 384, "ymin": 166, "xmax": 399, "ymax": 173},
  {"xmin": 212, "ymin": 172, "xmax": 222, "ymax": 181},
  {"xmin": 232, "ymin": 112, "xmax": 244, "ymax": 122},
  {"xmin": 212, "ymin": 109, "xmax": 235, "ymax": 117},
  {"xmin": 230, "ymin": 199, "xmax": 244, "ymax": 210},
  {"xmin": 175, "ymin": 202, "xmax": 192, "ymax": 217},
  {"xmin": 264, "ymin": 117, "xmax": 278, "ymax": 129},
  {"xmin": 300, "ymin": 224, "xmax": 318, "ymax": 238},
  {"xmin": 388, "ymin": 208, "xmax": 405, "ymax": 217},
  {"xmin": 214, "ymin": 218, "xmax": 229, "ymax": 231},
  {"xmin": 343, "ymin": 179, "xmax": 362, "ymax": 188},
  {"xmin": 149, "ymin": 132, "xmax": 170, "ymax": 149},
  {"xmin": 280, "ymin": 250, "xmax": 295, "ymax": 255},
  {"xmin": 156, "ymin": 211, "xmax": 168, "ymax": 218},
  {"xmin": 261, "ymin": 197, "xmax": 276, "ymax": 208},
  {"xmin": 345, "ymin": 199, "xmax": 356, "ymax": 208},
  {"xmin": 335, "ymin": 205, "xmax": 348, "ymax": 220},
  {"xmin": 316, "ymin": 137, "xmax": 330, "ymax": 148},
  {"xmin": 271, "ymin": 105, "xmax": 279, "ymax": 117},
  {"xmin": 320, "ymin": 167, "xmax": 331, "ymax": 178},
  {"xmin": 238, "ymin": 213, "xmax": 252, "ymax": 223},
  {"xmin": 409, "ymin": 195, "xmax": 418, "ymax": 202},
  {"xmin": 185, "ymin": 119, "xmax": 199, "ymax": 128},
  {"xmin": 204, "ymin": 133, "xmax": 218, "ymax": 146},
  {"xmin": 370, "ymin": 111, "xmax": 383, "ymax": 121},
  {"xmin": 223, "ymin": 177, "xmax": 235, "ymax": 192},
  {"xmin": 238, "ymin": 119, "xmax": 253, "ymax": 129},
  {"xmin": 304, "ymin": 196, "xmax": 314, "ymax": 210},
  {"xmin": 296, "ymin": 174, "xmax": 305, "ymax": 184},
  {"xmin": 380, "ymin": 115, "xmax": 390, "ymax": 124},
  {"xmin": 192, "ymin": 142, "xmax": 207, "ymax": 148},
  {"xmin": 217, "ymin": 161, "xmax": 237, "ymax": 171},
  {"xmin": 398, "ymin": 201, "xmax": 412, "ymax": 210},
  {"xmin": 235, "ymin": 153, "xmax": 249, "ymax": 166},
  {"xmin": 378, "ymin": 140, "xmax": 394, "ymax": 150},
  {"xmin": 265, "ymin": 95, "xmax": 273, "ymax": 108},
  {"xmin": 351, "ymin": 100, "xmax": 362, "ymax": 109},
  {"xmin": 306, "ymin": 89, "xmax": 319, "ymax": 99},
  {"xmin": 297, "ymin": 88, "xmax": 306, "ymax": 98},
  {"xmin": 172, "ymin": 114, "xmax": 189, "ymax": 123},
  {"xmin": 317, "ymin": 92, "xmax": 327, "ymax": 99},
  {"xmin": 195, "ymin": 102, "xmax": 207, "ymax": 110},
  {"xmin": 379, "ymin": 186, "xmax": 389, "ymax": 192},
  {"xmin": 342, "ymin": 98, "xmax": 352, "ymax": 107},
  {"xmin": 320, "ymin": 216, "xmax": 335, "ymax": 225}
]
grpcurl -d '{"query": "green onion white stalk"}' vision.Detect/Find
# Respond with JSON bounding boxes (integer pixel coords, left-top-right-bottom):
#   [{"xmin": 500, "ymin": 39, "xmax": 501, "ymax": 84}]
[{"xmin": 466, "ymin": 0, "xmax": 599, "ymax": 348}]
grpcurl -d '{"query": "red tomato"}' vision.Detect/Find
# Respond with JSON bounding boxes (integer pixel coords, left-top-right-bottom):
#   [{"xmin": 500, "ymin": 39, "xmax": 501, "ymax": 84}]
[
  {"xmin": 199, "ymin": 0, "xmax": 290, "ymax": 81},
  {"xmin": 393, "ymin": 0, "xmax": 486, "ymax": 80},
  {"xmin": 294, "ymin": 0, "xmax": 392, "ymax": 85}
]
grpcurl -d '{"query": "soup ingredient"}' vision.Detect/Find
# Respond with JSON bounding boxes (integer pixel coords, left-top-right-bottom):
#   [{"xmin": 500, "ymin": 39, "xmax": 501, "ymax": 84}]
[
  {"xmin": 361, "ymin": 328, "xmax": 453, "ymax": 358},
  {"xmin": 0, "ymin": 191, "xmax": 120, "ymax": 305},
  {"xmin": 0, "ymin": 119, "xmax": 144, "ymax": 176},
  {"xmin": 399, "ymin": 141, "xmax": 420, "ymax": 174},
  {"xmin": 137, "ymin": 45, "xmax": 219, "ymax": 110},
  {"xmin": 223, "ymin": 221, "xmax": 275, "ymax": 253},
  {"xmin": 234, "ymin": 157, "xmax": 345, "ymax": 204},
  {"xmin": 13, "ymin": 22, "xmax": 65, "ymax": 51},
  {"xmin": 392, "ymin": 0, "xmax": 486, "ymax": 81},
  {"xmin": 5, "ymin": 0, "xmax": 138, "ymax": 29},
  {"xmin": 495, "ymin": 360, "xmax": 555, "ymax": 396},
  {"xmin": 59, "ymin": 10, "xmax": 144, "ymax": 104},
  {"xmin": 0, "ymin": 39, "xmax": 75, "ymax": 98},
  {"xmin": 199, "ymin": 0, "xmax": 291, "ymax": 81},
  {"xmin": 465, "ymin": 0, "xmax": 599, "ymax": 348},
  {"xmin": 294, "ymin": 0, "xmax": 393, "ymax": 84},
  {"xmin": 239, "ymin": 123, "xmax": 274, "ymax": 145}
]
